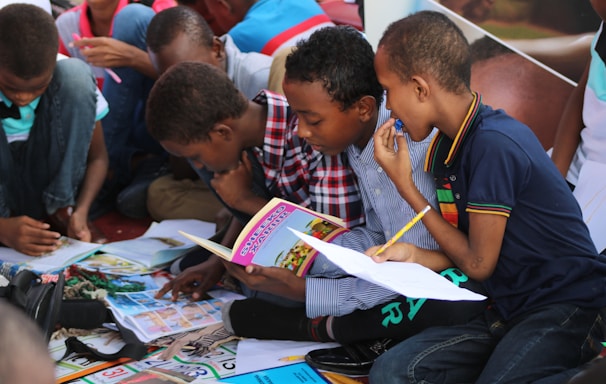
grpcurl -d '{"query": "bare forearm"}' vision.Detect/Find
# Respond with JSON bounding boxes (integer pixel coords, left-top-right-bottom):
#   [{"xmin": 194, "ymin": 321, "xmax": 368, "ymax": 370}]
[
  {"xmin": 76, "ymin": 124, "xmax": 108, "ymax": 216},
  {"xmin": 411, "ymin": 247, "xmax": 455, "ymax": 272},
  {"xmin": 229, "ymin": 196, "xmax": 269, "ymax": 217},
  {"xmin": 126, "ymin": 46, "xmax": 157, "ymax": 79},
  {"xmin": 551, "ymin": 62, "xmax": 589, "ymax": 177},
  {"xmin": 394, "ymin": 181, "xmax": 495, "ymax": 280}
]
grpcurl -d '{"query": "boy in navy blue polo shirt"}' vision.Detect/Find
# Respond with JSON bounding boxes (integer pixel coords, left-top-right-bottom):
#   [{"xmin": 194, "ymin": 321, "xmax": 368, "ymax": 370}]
[{"xmin": 369, "ymin": 10, "xmax": 606, "ymax": 384}]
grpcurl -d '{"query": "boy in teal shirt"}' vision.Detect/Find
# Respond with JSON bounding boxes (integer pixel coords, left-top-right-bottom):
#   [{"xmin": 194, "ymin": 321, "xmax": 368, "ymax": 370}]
[{"xmin": 0, "ymin": 4, "xmax": 108, "ymax": 255}]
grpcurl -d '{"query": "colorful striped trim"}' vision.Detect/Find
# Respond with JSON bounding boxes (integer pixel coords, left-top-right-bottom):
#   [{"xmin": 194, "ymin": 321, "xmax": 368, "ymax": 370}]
[
  {"xmin": 466, "ymin": 202, "xmax": 511, "ymax": 217},
  {"xmin": 424, "ymin": 131, "xmax": 445, "ymax": 173},
  {"xmin": 424, "ymin": 92, "xmax": 482, "ymax": 172},
  {"xmin": 444, "ymin": 92, "xmax": 481, "ymax": 167},
  {"xmin": 260, "ymin": 14, "xmax": 332, "ymax": 56}
]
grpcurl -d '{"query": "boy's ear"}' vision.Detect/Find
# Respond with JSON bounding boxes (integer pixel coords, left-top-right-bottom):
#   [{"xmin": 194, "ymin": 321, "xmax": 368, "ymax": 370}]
[
  {"xmin": 212, "ymin": 36, "xmax": 225, "ymax": 61},
  {"xmin": 210, "ymin": 122, "xmax": 234, "ymax": 141},
  {"xmin": 355, "ymin": 95, "xmax": 376, "ymax": 122},
  {"xmin": 217, "ymin": 0, "xmax": 232, "ymax": 12},
  {"xmin": 411, "ymin": 75, "xmax": 430, "ymax": 101}
]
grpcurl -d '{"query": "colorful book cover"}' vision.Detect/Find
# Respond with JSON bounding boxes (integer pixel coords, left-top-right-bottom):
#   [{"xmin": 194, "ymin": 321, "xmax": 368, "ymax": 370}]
[
  {"xmin": 218, "ymin": 362, "xmax": 329, "ymax": 384},
  {"xmin": 180, "ymin": 198, "xmax": 349, "ymax": 277}
]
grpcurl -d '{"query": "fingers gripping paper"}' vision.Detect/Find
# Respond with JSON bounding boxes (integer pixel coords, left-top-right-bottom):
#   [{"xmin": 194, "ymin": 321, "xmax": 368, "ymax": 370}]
[{"xmin": 289, "ymin": 228, "xmax": 486, "ymax": 301}]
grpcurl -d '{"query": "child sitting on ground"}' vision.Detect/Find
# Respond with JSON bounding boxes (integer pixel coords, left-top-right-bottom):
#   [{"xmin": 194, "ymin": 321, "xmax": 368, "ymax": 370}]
[
  {"xmin": 143, "ymin": 5, "xmax": 280, "ymax": 225},
  {"xmin": 147, "ymin": 61, "xmax": 364, "ymax": 307},
  {"xmin": 0, "ymin": 4, "xmax": 108, "ymax": 255},
  {"xmin": 369, "ymin": 10, "xmax": 606, "ymax": 383}
]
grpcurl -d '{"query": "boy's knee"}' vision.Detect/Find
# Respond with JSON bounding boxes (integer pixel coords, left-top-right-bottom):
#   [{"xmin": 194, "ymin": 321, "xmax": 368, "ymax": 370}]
[
  {"xmin": 115, "ymin": 3, "xmax": 154, "ymax": 24},
  {"xmin": 53, "ymin": 59, "xmax": 96, "ymax": 98},
  {"xmin": 113, "ymin": 4, "xmax": 155, "ymax": 43},
  {"xmin": 370, "ymin": 346, "xmax": 410, "ymax": 384}
]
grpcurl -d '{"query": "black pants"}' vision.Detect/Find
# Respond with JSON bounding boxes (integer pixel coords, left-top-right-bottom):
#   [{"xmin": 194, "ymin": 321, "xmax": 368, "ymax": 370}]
[{"xmin": 331, "ymin": 268, "xmax": 488, "ymax": 343}]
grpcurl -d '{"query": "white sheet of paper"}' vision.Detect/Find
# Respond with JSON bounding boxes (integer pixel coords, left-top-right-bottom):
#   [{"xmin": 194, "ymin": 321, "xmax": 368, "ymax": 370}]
[
  {"xmin": 573, "ymin": 160, "xmax": 606, "ymax": 253},
  {"xmin": 144, "ymin": 219, "xmax": 216, "ymax": 241},
  {"xmin": 290, "ymin": 229, "xmax": 486, "ymax": 301},
  {"xmin": 235, "ymin": 339, "xmax": 340, "ymax": 374}
]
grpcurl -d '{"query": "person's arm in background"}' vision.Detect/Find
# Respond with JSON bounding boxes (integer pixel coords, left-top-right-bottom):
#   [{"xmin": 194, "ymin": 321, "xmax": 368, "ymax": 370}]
[
  {"xmin": 71, "ymin": 37, "xmax": 158, "ymax": 79},
  {"xmin": 210, "ymin": 151, "xmax": 270, "ymax": 216},
  {"xmin": 551, "ymin": 61, "xmax": 589, "ymax": 178}
]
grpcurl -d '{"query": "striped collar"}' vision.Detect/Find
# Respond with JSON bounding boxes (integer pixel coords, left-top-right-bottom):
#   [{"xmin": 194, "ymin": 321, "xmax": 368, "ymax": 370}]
[{"xmin": 424, "ymin": 92, "xmax": 482, "ymax": 173}]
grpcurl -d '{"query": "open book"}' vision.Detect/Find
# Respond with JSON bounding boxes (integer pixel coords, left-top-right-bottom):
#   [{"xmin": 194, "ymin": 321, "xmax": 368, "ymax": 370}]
[
  {"xmin": 179, "ymin": 198, "xmax": 349, "ymax": 277},
  {"xmin": 0, "ymin": 237, "xmax": 102, "ymax": 274},
  {"xmin": 99, "ymin": 219, "xmax": 216, "ymax": 269},
  {"xmin": 103, "ymin": 274, "xmax": 244, "ymax": 343}
]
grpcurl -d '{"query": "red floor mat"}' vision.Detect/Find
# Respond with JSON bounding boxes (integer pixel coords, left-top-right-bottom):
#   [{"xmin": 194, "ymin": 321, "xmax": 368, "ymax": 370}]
[{"xmin": 92, "ymin": 211, "xmax": 153, "ymax": 243}]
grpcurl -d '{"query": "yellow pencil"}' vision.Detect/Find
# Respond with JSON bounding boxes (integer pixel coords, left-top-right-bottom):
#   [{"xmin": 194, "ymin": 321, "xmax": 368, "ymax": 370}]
[
  {"xmin": 279, "ymin": 355, "xmax": 305, "ymax": 362},
  {"xmin": 322, "ymin": 371, "xmax": 363, "ymax": 384},
  {"xmin": 373, "ymin": 205, "xmax": 432, "ymax": 256}
]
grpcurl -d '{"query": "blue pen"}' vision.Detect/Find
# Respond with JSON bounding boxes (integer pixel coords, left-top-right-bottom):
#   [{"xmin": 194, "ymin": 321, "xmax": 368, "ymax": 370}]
[{"xmin": 394, "ymin": 119, "xmax": 403, "ymax": 133}]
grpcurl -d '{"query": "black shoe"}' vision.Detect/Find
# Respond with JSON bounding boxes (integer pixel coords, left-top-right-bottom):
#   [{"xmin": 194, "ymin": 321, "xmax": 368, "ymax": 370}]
[{"xmin": 305, "ymin": 338, "xmax": 397, "ymax": 376}]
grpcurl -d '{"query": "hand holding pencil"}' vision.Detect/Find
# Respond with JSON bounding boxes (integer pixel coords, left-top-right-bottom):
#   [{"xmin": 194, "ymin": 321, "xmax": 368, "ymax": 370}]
[
  {"xmin": 71, "ymin": 33, "xmax": 122, "ymax": 84},
  {"xmin": 373, "ymin": 205, "xmax": 431, "ymax": 257}
]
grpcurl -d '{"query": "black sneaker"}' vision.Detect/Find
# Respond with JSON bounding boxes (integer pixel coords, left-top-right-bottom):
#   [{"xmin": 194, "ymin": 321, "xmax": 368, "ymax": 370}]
[{"xmin": 305, "ymin": 338, "xmax": 398, "ymax": 376}]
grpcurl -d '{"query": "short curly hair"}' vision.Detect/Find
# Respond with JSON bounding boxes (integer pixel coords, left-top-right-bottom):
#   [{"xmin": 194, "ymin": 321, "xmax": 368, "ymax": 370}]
[
  {"xmin": 146, "ymin": 61, "xmax": 248, "ymax": 144},
  {"xmin": 147, "ymin": 6, "xmax": 214, "ymax": 54},
  {"xmin": 285, "ymin": 25, "xmax": 383, "ymax": 110},
  {"xmin": 0, "ymin": 4, "xmax": 58, "ymax": 79},
  {"xmin": 379, "ymin": 11, "xmax": 471, "ymax": 95}
]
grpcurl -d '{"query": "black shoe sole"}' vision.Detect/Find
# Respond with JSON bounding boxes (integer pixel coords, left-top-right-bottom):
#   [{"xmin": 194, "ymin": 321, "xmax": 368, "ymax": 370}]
[{"xmin": 304, "ymin": 353, "xmax": 371, "ymax": 376}]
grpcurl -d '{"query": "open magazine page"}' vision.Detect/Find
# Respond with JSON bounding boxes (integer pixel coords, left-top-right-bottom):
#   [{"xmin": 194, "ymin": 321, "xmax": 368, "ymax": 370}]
[
  {"xmin": 76, "ymin": 253, "xmax": 161, "ymax": 276},
  {"xmin": 100, "ymin": 219, "xmax": 216, "ymax": 268},
  {"xmin": 231, "ymin": 198, "xmax": 349, "ymax": 277},
  {"xmin": 105, "ymin": 289, "xmax": 230, "ymax": 344},
  {"xmin": 0, "ymin": 237, "xmax": 102, "ymax": 274},
  {"xmin": 67, "ymin": 340, "xmax": 239, "ymax": 383}
]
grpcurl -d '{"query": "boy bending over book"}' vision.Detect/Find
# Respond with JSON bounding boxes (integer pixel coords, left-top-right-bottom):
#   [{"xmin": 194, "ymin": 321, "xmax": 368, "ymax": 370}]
[
  {"xmin": 0, "ymin": 4, "xmax": 108, "ymax": 256},
  {"xmin": 146, "ymin": 61, "xmax": 364, "ymax": 307},
  {"xmin": 369, "ymin": 11, "xmax": 606, "ymax": 383}
]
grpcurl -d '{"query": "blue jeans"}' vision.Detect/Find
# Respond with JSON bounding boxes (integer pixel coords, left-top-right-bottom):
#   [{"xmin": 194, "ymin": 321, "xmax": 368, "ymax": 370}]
[
  {"xmin": 370, "ymin": 303, "xmax": 605, "ymax": 384},
  {"xmin": 0, "ymin": 59, "xmax": 96, "ymax": 219},
  {"xmin": 101, "ymin": 4, "xmax": 162, "ymax": 187}
]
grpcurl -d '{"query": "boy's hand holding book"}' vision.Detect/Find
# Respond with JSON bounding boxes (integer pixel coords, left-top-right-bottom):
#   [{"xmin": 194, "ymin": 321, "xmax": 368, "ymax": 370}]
[{"xmin": 220, "ymin": 260, "xmax": 306, "ymax": 302}]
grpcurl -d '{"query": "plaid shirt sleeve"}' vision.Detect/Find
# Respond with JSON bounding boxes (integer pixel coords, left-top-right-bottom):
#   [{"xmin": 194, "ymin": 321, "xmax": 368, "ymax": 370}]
[{"xmin": 253, "ymin": 90, "xmax": 365, "ymax": 228}]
